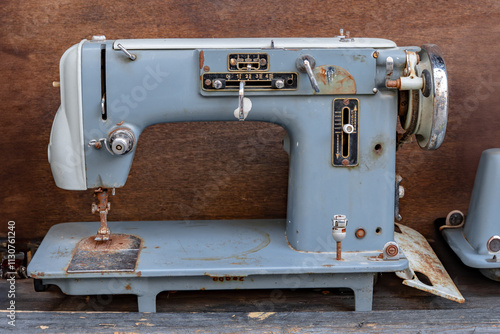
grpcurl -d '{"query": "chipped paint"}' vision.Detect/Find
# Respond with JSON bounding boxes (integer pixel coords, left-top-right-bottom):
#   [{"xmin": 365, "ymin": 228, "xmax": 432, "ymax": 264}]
[
  {"xmin": 313, "ymin": 65, "xmax": 356, "ymax": 95},
  {"xmin": 199, "ymin": 50, "xmax": 204, "ymax": 69}
]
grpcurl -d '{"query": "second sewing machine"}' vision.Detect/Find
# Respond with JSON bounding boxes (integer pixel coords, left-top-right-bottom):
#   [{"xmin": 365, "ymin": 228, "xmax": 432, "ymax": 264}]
[{"xmin": 28, "ymin": 32, "xmax": 463, "ymax": 311}]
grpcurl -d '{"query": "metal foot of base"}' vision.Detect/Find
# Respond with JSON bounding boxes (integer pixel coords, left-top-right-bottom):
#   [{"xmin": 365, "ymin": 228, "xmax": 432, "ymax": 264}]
[
  {"xmin": 353, "ymin": 277, "xmax": 374, "ymax": 311},
  {"xmin": 137, "ymin": 294, "xmax": 157, "ymax": 312},
  {"xmin": 41, "ymin": 273, "xmax": 376, "ymax": 312}
]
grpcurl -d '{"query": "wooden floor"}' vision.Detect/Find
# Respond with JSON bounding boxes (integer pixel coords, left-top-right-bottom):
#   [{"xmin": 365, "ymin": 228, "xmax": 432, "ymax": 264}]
[{"xmin": 1, "ymin": 233, "xmax": 499, "ymax": 333}]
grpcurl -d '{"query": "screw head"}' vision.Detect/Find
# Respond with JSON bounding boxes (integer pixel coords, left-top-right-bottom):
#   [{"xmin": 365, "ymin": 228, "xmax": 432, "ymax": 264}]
[
  {"xmin": 487, "ymin": 236, "xmax": 500, "ymax": 253},
  {"xmin": 384, "ymin": 243, "xmax": 399, "ymax": 258},
  {"xmin": 446, "ymin": 210, "xmax": 464, "ymax": 226},
  {"xmin": 213, "ymin": 80, "xmax": 223, "ymax": 89}
]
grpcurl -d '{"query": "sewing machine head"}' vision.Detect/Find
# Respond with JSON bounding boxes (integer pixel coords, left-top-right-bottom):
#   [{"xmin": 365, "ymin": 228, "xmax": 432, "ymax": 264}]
[
  {"xmin": 48, "ymin": 33, "xmax": 447, "ymax": 246},
  {"xmin": 30, "ymin": 33, "xmax": 463, "ymax": 312}
]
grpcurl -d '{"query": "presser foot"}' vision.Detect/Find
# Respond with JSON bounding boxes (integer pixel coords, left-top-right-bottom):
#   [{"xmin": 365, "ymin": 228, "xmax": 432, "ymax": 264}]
[
  {"xmin": 394, "ymin": 223, "xmax": 465, "ymax": 304},
  {"xmin": 92, "ymin": 188, "xmax": 112, "ymax": 241},
  {"xmin": 95, "ymin": 227, "xmax": 111, "ymax": 241}
]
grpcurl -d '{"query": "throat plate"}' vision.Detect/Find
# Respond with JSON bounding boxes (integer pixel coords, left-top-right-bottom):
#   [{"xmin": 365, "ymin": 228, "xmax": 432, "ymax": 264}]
[{"xmin": 67, "ymin": 234, "xmax": 142, "ymax": 273}]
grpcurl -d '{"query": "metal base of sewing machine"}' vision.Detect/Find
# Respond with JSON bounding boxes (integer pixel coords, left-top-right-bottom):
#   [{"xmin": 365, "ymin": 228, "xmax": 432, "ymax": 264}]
[{"xmin": 28, "ymin": 220, "xmax": 408, "ymax": 312}]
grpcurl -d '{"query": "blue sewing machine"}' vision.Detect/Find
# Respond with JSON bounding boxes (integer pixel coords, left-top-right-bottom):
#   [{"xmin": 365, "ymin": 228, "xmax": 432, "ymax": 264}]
[{"xmin": 28, "ymin": 33, "xmax": 463, "ymax": 311}]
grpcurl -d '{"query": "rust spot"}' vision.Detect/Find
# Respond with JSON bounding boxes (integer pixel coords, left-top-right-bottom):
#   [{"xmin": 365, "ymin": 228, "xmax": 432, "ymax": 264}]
[
  {"xmin": 314, "ymin": 65, "xmax": 356, "ymax": 94},
  {"xmin": 355, "ymin": 228, "xmax": 366, "ymax": 239},
  {"xmin": 116, "ymin": 120, "xmax": 124, "ymax": 126},
  {"xmin": 125, "ymin": 284, "xmax": 131, "ymax": 290},
  {"xmin": 74, "ymin": 234, "xmax": 137, "ymax": 251},
  {"xmin": 386, "ymin": 79, "xmax": 400, "ymax": 89},
  {"xmin": 200, "ymin": 287, "xmax": 206, "ymax": 291},
  {"xmin": 318, "ymin": 67, "xmax": 328, "ymax": 85},
  {"xmin": 336, "ymin": 241, "xmax": 342, "ymax": 261},
  {"xmin": 385, "ymin": 244, "xmax": 399, "ymax": 257},
  {"xmin": 154, "ymin": 246, "xmax": 160, "ymax": 249},
  {"xmin": 203, "ymin": 65, "xmax": 210, "ymax": 72},
  {"xmin": 342, "ymin": 159, "xmax": 349, "ymax": 166},
  {"xmin": 322, "ymin": 264, "xmax": 333, "ymax": 267},
  {"xmin": 66, "ymin": 232, "xmax": 141, "ymax": 276},
  {"xmin": 37, "ymin": 272, "xmax": 45, "ymax": 277},
  {"xmin": 394, "ymin": 223, "xmax": 465, "ymax": 303},
  {"xmin": 136, "ymin": 271, "xmax": 142, "ymax": 277},
  {"xmin": 199, "ymin": 50, "xmax": 204, "ymax": 69}
]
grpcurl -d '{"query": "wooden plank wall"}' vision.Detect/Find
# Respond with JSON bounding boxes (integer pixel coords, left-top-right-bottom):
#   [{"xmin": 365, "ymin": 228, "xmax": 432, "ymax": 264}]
[{"xmin": 1, "ymin": 0, "xmax": 499, "ymax": 241}]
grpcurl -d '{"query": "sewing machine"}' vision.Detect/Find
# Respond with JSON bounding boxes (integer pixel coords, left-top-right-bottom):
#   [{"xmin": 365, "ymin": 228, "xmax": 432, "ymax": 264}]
[
  {"xmin": 442, "ymin": 149, "xmax": 500, "ymax": 281},
  {"xmin": 28, "ymin": 33, "xmax": 463, "ymax": 312}
]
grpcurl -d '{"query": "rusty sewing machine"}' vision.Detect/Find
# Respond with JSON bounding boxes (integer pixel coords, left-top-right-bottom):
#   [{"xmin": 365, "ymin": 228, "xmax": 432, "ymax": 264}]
[{"xmin": 28, "ymin": 31, "xmax": 464, "ymax": 311}]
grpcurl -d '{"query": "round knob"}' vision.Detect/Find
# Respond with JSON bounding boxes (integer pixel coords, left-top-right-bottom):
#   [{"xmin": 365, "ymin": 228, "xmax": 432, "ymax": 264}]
[
  {"xmin": 108, "ymin": 129, "xmax": 135, "ymax": 155},
  {"xmin": 343, "ymin": 124, "xmax": 354, "ymax": 134},
  {"xmin": 332, "ymin": 228, "xmax": 347, "ymax": 242}
]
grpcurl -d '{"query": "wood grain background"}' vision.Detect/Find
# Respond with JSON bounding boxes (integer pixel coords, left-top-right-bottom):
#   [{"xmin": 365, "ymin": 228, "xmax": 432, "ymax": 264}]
[{"xmin": 1, "ymin": 0, "xmax": 499, "ymax": 241}]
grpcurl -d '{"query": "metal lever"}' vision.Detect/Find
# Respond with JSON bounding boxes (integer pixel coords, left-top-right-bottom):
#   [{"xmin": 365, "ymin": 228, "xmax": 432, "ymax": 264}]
[
  {"xmin": 303, "ymin": 60, "xmax": 320, "ymax": 92},
  {"xmin": 296, "ymin": 55, "xmax": 320, "ymax": 93},
  {"xmin": 116, "ymin": 43, "xmax": 136, "ymax": 61},
  {"xmin": 238, "ymin": 81, "xmax": 245, "ymax": 121},
  {"xmin": 237, "ymin": 64, "xmax": 252, "ymax": 121}
]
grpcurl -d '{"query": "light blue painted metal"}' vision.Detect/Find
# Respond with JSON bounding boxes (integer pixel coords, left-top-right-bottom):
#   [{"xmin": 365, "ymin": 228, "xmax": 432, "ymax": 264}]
[
  {"xmin": 81, "ymin": 42, "xmax": 407, "ymax": 253},
  {"xmin": 442, "ymin": 149, "xmax": 500, "ymax": 279}
]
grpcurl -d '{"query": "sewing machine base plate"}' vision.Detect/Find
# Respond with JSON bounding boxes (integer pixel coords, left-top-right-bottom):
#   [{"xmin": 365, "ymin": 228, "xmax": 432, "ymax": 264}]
[
  {"xmin": 28, "ymin": 220, "xmax": 408, "ymax": 312},
  {"xmin": 442, "ymin": 228, "xmax": 500, "ymax": 281}
]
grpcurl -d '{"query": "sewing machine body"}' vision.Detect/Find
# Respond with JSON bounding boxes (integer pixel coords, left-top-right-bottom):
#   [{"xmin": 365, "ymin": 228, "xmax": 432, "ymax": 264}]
[
  {"xmin": 49, "ymin": 38, "xmax": 403, "ymax": 252},
  {"xmin": 29, "ymin": 36, "xmax": 460, "ymax": 311}
]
